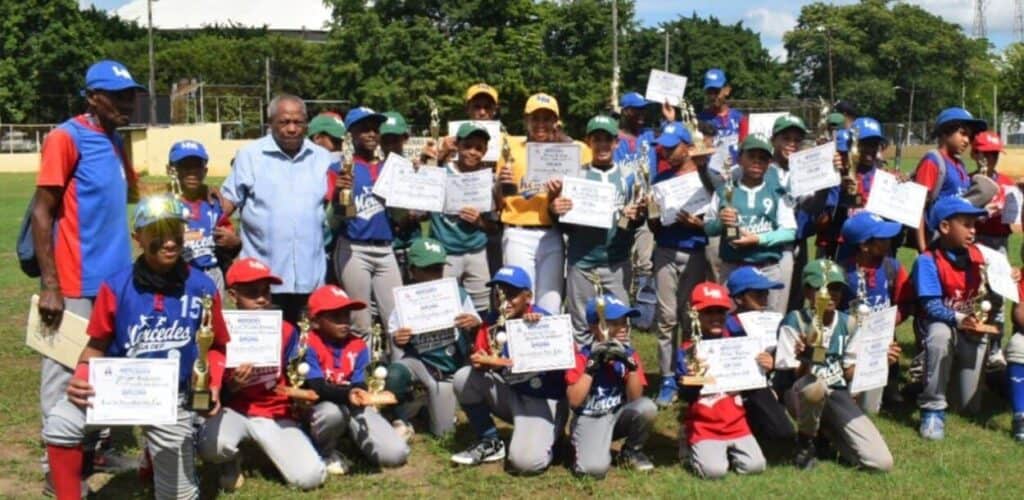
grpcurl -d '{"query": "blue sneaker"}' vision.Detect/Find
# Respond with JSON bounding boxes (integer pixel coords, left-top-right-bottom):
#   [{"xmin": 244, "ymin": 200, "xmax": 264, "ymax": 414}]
[
  {"xmin": 656, "ymin": 377, "xmax": 678, "ymax": 408},
  {"xmin": 919, "ymin": 410, "xmax": 946, "ymax": 440}
]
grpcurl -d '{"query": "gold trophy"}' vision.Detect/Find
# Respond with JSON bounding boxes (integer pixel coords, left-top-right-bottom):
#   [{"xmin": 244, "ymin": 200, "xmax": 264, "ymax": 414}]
[
  {"xmin": 338, "ymin": 138, "xmax": 357, "ymax": 218},
  {"xmin": 681, "ymin": 310, "xmax": 714, "ymax": 386},
  {"xmin": 722, "ymin": 165, "xmax": 739, "ymax": 244},
  {"xmin": 499, "ymin": 126, "xmax": 518, "ymax": 197},
  {"xmin": 587, "ymin": 272, "xmax": 609, "ymax": 338},
  {"xmin": 477, "ymin": 288, "xmax": 511, "ymax": 365},
  {"xmin": 851, "ymin": 266, "xmax": 871, "ymax": 325},
  {"xmin": 846, "ymin": 127, "xmax": 863, "ymax": 206},
  {"xmin": 971, "ymin": 263, "xmax": 999, "ymax": 335},
  {"xmin": 281, "ymin": 314, "xmax": 318, "ymax": 411},
  {"xmin": 365, "ymin": 322, "xmax": 397, "ymax": 407},
  {"xmin": 423, "ymin": 97, "xmax": 441, "ymax": 166},
  {"xmin": 806, "ymin": 262, "xmax": 834, "ymax": 365},
  {"xmin": 189, "ymin": 294, "xmax": 214, "ymax": 411},
  {"xmin": 817, "ymin": 97, "xmax": 833, "ymax": 143}
]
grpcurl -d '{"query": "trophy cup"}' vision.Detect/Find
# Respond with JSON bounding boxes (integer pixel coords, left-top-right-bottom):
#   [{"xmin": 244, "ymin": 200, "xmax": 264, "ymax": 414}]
[
  {"xmin": 681, "ymin": 310, "xmax": 714, "ymax": 386},
  {"xmin": 846, "ymin": 128, "xmax": 863, "ymax": 206},
  {"xmin": 587, "ymin": 272, "xmax": 609, "ymax": 339},
  {"xmin": 281, "ymin": 314, "xmax": 318, "ymax": 411},
  {"xmin": 338, "ymin": 138, "xmax": 357, "ymax": 218},
  {"xmin": 365, "ymin": 322, "xmax": 398, "ymax": 407},
  {"xmin": 189, "ymin": 294, "xmax": 214, "ymax": 411},
  {"xmin": 477, "ymin": 288, "xmax": 511, "ymax": 364},
  {"xmin": 499, "ymin": 128, "xmax": 519, "ymax": 197},
  {"xmin": 971, "ymin": 263, "xmax": 999, "ymax": 335},
  {"xmin": 805, "ymin": 261, "xmax": 834, "ymax": 365},
  {"xmin": 722, "ymin": 167, "xmax": 739, "ymax": 244},
  {"xmin": 423, "ymin": 97, "xmax": 441, "ymax": 167},
  {"xmin": 851, "ymin": 266, "xmax": 871, "ymax": 325},
  {"xmin": 817, "ymin": 97, "xmax": 833, "ymax": 143}
]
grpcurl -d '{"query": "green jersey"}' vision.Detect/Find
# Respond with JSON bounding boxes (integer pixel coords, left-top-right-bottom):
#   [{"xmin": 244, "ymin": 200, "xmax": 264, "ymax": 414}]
[{"xmin": 562, "ymin": 162, "xmax": 637, "ymax": 269}]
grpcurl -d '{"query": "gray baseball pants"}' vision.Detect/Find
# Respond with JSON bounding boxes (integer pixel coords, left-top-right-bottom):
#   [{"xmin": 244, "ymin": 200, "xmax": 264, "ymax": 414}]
[
  {"xmin": 570, "ymin": 397, "xmax": 656, "ymax": 477},
  {"xmin": 309, "ymin": 401, "xmax": 410, "ymax": 468},
  {"xmin": 334, "ymin": 236, "xmax": 403, "ymax": 336}
]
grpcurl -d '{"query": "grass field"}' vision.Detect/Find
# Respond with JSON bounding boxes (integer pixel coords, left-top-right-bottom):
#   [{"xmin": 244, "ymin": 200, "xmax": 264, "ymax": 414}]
[{"xmin": 1, "ymin": 171, "xmax": 1023, "ymax": 499}]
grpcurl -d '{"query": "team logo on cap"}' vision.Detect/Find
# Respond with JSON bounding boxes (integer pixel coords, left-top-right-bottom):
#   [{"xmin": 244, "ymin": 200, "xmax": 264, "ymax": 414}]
[
  {"xmin": 595, "ymin": 116, "xmax": 613, "ymax": 124},
  {"xmin": 179, "ymin": 141, "xmax": 201, "ymax": 150},
  {"xmin": 750, "ymin": 132, "xmax": 770, "ymax": 142},
  {"xmin": 331, "ymin": 287, "xmax": 349, "ymax": 298},
  {"xmin": 702, "ymin": 286, "xmax": 723, "ymax": 298},
  {"xmin": 248, "ymin": 260, "xmax": 268, "ymax": 271},
  {"xmin": 607, "ymin": 296, "xmax": 626, "ymax": 306},
  {"xmin": 863, "ymin": 120, "xmax": 880, "ymax": 131},
  {"xmin": 385, "ymin": 117, "xmax": 397, "ymax": 125},
  {"xmin": 869, "ymin": 214, "xmax": 883, "ymax": 222},
  {"xmin": 664, "ymin": 124, "xmax": 677, "ymax": 134},
  {"xmin": 111, "ymin": 65, "xmax": 133, "ymax": 80},
  {"xmin": 708, "ymin": 73, "xmax": 720, "ymax": 81},
  {"xmin": 498, "ymin": 268, "xmax": 515, "ymax": 276},
  {"xmin": 424, "ymin": 240, "xmax": 442, "ymax": 253},
  {"xmin": 535, "ymin": 94, "xmax": 552, "ymax": 103}
]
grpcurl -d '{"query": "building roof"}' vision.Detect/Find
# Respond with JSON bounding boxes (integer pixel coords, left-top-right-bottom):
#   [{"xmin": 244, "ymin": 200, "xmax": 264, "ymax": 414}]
[{"xmin": 113, "ymin": 0, "xmax": 332, "ymax": 32}]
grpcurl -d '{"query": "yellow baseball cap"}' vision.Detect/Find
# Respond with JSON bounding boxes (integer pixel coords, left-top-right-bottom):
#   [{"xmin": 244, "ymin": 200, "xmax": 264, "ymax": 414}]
[
  {"xmin": 525, "ymin": 93, "xmax": 559, "ymax": 117},
  {"xmin": 465, "ymin": 83, "xmax": 499, "ymax": 104}
]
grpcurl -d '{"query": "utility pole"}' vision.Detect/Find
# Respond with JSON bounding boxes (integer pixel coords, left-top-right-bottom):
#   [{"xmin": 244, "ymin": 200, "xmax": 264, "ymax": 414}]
[
  {"xmin": 664, "ymin": 29, "xmax": 669, "ymax": 71},
  {"xmin": 264, "ymin": 57, "xmax": 271, "ymax": 105},
  {"xmin": 611, "ymin": 0, "xmax": 620, "ymax": 112},
  {"xmin": 817, "ymin": 25, "xmax": 834, "ymax": 103},
  {"xmin": 147, "ymin": 0, "xmax": 157, "ymax": 124},
  {"xmin": 907, "ymin": 82, "xmax": 915, "ymax": 147}
]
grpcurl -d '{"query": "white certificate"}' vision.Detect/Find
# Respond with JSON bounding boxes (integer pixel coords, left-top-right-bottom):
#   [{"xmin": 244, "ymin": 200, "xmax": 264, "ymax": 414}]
[
  {"xmin": 748, "ymin": 112, "xmax": 788, "ymax": 139},
  {"xmin": 393, "ymin": 278, "xmax": 462, "ymax": 334},
  {"xmin": 653, "ymin": 171, "xmax": 711, "ymax": 225},
  {"xmin": 524, "ymin": 143, "xmax": 581, "ymax": 189},
  {"xmin": 372, "ymin": 152, "xmax": 402, "ymax": 199},
  {"xmin": 644, "ymin": 69, "xmax": 688, "ymax": 107},
  {"xmin": 448, "ymin": 120, "xmax": 503, "ymax": 162},
  {"xmin": 444, "ymin": 168, "xmax": 494, "ymax": 214},
  {"xmin": 87, "ymin": 358, "xmax": 179, "ymax": 426},
  {"xmin": 559, "ymin": 176, "xmax": 617, "ymax": 229},
  {"xmin": 697, "ymin": 336, "xmax": 768, "ymax": 394},
  {"xmin": 849, "ymin": 306, "xmax": 897, "ymax": 394},
  {"xmin": 736, "ymin": 310, "xmax": 784, "ymax": 351},
  {"xmin": 708, "ymin": 134, "xmax": 738, "ymax": 174},
  {"xmin": 385, "ymin": 164, "xmax": 447, "ymax": 212},
  {"xmin": 506, "ymin": 314, "xmax": 576, "ymax": 374},
  {"xmin": 787, "ymin": 141, "xmax": 840, "ymax": 197},
  {"xmin": 978, "ymin": 244, "xmax": 1021, "ymax": 303},
  {"xmin": 224, "ymin": 310, "xmax": 282, "ymax": 368},
  {"xmin": 864, "ymin": 170, "xmax": 927, "ymax": 229},
  {"xmin": 1001, "ymin": 186, "xmax": 1022, "ymax": 225},
  {"xmin": 26, "ymin": 294, "xmax": 90, "ymax": 369}
]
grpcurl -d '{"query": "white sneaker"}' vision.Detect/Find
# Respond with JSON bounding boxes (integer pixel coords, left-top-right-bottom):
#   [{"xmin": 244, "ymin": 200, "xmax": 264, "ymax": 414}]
[
  {"xmin": 218, "ymin": 457, "xmax": 244, "ymax": 492},
  {"xmin": 987, "ymin": 348, "xmax": 1007, "ymax": 372},
  {"xmin": 392, "ymin": 419, "xmax": 415, "ymax": 442},
  {"xmin": 324, "ymin": 451, "xmax": 350, "ymax": 476}
]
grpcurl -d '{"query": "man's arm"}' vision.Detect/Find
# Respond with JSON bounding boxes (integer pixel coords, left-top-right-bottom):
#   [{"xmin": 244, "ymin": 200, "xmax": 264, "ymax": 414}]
[{"xmin": 32, "ymin": 186, "xmax": 64, "ymax": 327}]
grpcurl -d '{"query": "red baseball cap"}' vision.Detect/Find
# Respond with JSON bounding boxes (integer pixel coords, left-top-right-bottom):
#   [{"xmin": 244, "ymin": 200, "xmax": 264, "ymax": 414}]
[
  {"xmin": 226, "ymin": 258, "xmax": 282, "ymax": 287},
  {"xmin": 690, "ymin": 282, "xmax": 733, "ymax": 311},
  {"xmin": 307, "ymin": 285, "xmax": 366, "ymax": 317},
  {"xmin": 972, "ymin": 131, "xmax": 1005, "ymax": 153}
]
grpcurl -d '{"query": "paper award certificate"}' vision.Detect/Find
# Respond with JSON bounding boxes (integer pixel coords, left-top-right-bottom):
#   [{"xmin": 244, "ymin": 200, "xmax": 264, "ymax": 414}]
[
  {"xmin": 506, "ymin": 314, "xmax": 576, "ymax": 374},
  {"xmin": 384, "ymin": 164, "xmax": 447, "ymax": 212},
  {"xmin": 559, "ymin": 176, "xmax": 617, "ymax": 229},
  {"xmin": 864, "ymin": 170, "xmax": 927, "ymax": 229},
  {"xmin": 736, "ymin": 311, "xmax": 784, "ymax": 351},
  {"xmin": 696, "ymin": 336, "xmax": 768, "ymax": 394},
  {"xmin": 26, "ymin": 294, "xmax": 90, "ymax": 369},
  {"xmin": 849, "ymin": 306, "xmax": 897, "ymax": 394},
  {"xmin": 748, "ymin": 112, "xmax": 788, "ymax": 139},
  {"xmin": 787, "ymin": 141, "xmax": 840, "ymax": 197},
  {"xmin": 524, "ymin": 143, "xmax": 581, "ymax": 190},
  {"xmin": 644, "ymin": 69, "xmax": 688, "ymax": 107},
  {"xmin": 653, "ymin": 171, "xmax": 711, "ymax": 225},
  {"xmin": 447, "ymin": 120, "xmax": 503, "ymax": 162},
  {"xmin": 224, "ymin": 310, "xmax": 283, "ymax": 368},
  {"xmin": 978, "ymin": 244, "xmax": 1021, "ymax": 303},
  {"xmin": 87, "ymin": 358, "xmax": 179, "ymax": 426},
  {"xmin": 444, "ymin": 168, "xmax": 494, "ymax": 214},
  {"xmin": 372, "ymin": 152, "xmax": 403, "ymax": 199},
  {"xmin": 393, "ymin": 278, "xmax": 462, "ymax": 334}
]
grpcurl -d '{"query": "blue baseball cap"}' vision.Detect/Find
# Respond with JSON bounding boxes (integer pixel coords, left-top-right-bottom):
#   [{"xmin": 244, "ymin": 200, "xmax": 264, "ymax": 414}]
[
  {"xmin": 656, "ymin": 122, "xmax": 692, "ymax": 149},
  {"xmin": 133, "ymin": 195, "xmax": 187, "ymax": 230},
  {"xmin": 853, "ymin": 117, "xmax": 885, "ymax": 142},
  {"xmin": 842, "ymin": 212, "xmax": 902, "ymax": 246},
  {"xmin": 726, "ymin": 266, "xmax": 784, "ymax": 297},
  {"xmin": 934, "ymin": 107, "xmax": 987, "ymax": 135},
  {"xmin": 585, "ymin": 294, "xmax": 639, "ymax": 325},
  {"xmin": 486, "ymin": 266, "xmax": 532, "ymax": 291},
  {"xmin": 619, "ymin": 92, "xmax": 651, "ymax": 109},
  {"xmin": 927, "ymin": 196, "xmax": 987, "ymax": 231},
  {"xmin": 703, "ymin": 68, "xmax": 727, "ymax": 90},
  {"xmin": 84, "ymin": 60, "xmax": 147, "ymax": 93},
  {"xmin": 835, "ymin": 128, "xmax": 851, "ymax": 153},
  {"xmin": 168, "ymin": 140, "xmax": 209, "ymax": 165},
  {"xmin": 343, "ymin": 106, "xmax": 387, "ymax": 130}
]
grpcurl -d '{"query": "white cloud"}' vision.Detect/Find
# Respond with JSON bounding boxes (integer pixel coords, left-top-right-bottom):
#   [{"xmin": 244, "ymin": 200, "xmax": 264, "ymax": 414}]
[{"xmin": 743, "ymin": 8, "xmax": 798, "ymax": 39}]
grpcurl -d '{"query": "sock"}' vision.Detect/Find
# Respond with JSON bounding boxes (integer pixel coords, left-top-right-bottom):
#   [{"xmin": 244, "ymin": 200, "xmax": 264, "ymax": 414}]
[
  {"xmin": 1008, "ymin": 363, "xmax": 1024, "ymax": 413},
  {"xmin": 46, "ymin": 444, "xmax": 84, "ymax": 500},
  {"xmin": 462, "ymin": 403, "xmax": 498, "ymax": 441}
]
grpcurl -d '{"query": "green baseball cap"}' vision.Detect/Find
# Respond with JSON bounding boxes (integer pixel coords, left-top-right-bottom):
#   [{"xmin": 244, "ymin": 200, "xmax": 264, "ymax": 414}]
[
  {"xmin": 741, "ymin": 134, "xmax": 773, "ymax": 154},
  {"xmin": 307, "ymin": 114, "xmax": 346, "ymax": 139},
  {"xmin": 585, "ymin": 115, "xmax": 618, "ymax": 137},
  {"xmin": 456, "ymin": 122, "xmax": 491, "ymax": 141},
  {"xmin": 802, "ymin": 258, "xmax": 847, "ymax": 289},
  {"xmin": 826, "ymin": 112, "xmax": 845, "ymax": 128},
  {"xmin": 407, "ymin": 237, "xmax": 447, "ymax": 267},
  {"xmin": 772, "ymin": 114, "xmax": 808, "ymax": 137},
  {"xmin": 380, "ymin": 111, "xmax": 409, "ymax": 136}
]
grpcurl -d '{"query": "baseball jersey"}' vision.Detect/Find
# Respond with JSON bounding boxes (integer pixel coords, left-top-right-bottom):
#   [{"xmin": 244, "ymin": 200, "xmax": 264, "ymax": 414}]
[
  {"xmin": 776, "ymin": 309, "xmax": 856, "ymax": 389},
  {"xmin": 911, "ymin": 245, "xmax": 986, "ymax": 316},
  {"xmin": 698, "ymin": 107, "xmax": 748, "ymax": 164},
  {"xmin": 430, "ymin": 164, "xmax": 489, "ymax": 255},
  {"xmin": 36, "ymin": 115, "xmax": 138, "ymax": 298},
  {"xmin": 562, "ymin": 163, "xmax": 636, "ymax": 268},
  {"xmin": 88, "ymin": 263, "xmax": 229, "ymax": 390},
  {"xmin": 914, "ymin": 150, "xmax": 970, "ymax": 199},
  {"xmin": 675, "ymin": 337, "xmax": 751, "ymax": 445},
  {"xmin": 975, "ymin": 170, "xmax": 1015, "ymax": 237},
  {"xmin": 613, "ymin": 130, "xmax": 658, "ymax": 173},
  {"xmin": 304, "ymin": 331, "xmax": 370, "ymax": 387},
  {"xmin": 499, "ymin": 137, "xmax": 592, "ymax": 227},
  {"xmin": 472, "ymin": 305, "xmax": 566, "ymax": 400},
  {"xmin": 705, "ymin": 172, "xmax": 796, "ymax": 264},
  {"xmin": 651, "ymin": 167, "xmax": 711, "ymax": 251},
  {"xmin": 840, "ymin": 257, "xmax": 911, "ymax": 319},
  {"xmin": 332, "ymin": 155, "xmax": 393, "ymax": 242},
  {"xmin": 224, "ymin": 321, "xmax": 301, "ymax": 420},
  {"xmin": 180, "ymin": 197, "xmax": 228, "ymax": 270},
  {"xmin": 565, "ymin": 343, "xmax": 646, "ymax": 417}
]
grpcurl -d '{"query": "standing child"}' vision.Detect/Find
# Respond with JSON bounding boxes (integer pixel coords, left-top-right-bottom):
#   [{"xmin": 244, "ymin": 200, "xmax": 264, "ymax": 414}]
[
  {"xmin": 379, "ymin": 111, "xmax": 423, "ymax": 281},
  {"xmin": 696, "ymin": 68, "xmax": 748, "ymax": 162},
  {"xmin": 1007, "ymin": 260, "xmax": 1024, "ymax": 441}
]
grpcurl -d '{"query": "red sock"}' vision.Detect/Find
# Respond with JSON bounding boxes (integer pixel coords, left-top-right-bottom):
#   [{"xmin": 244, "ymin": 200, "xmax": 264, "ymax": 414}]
[{"xmin": 46, "ymin": 444, "xmax": 83, "ymax": 500}]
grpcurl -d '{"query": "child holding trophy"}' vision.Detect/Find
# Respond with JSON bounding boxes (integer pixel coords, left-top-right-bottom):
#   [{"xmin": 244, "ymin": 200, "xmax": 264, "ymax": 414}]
[
  {"xmin": 42, "ymin": 195, "xmax": 230, "ymax": 500},
  {"xmin": 198, "ymin": 257, "xmax": 325, "ymax": 492},
  {"xmin": 451, "ymin": 266, "xmax": 568, "ymax": 474},
  {"xmin": 775, "ymin": 259, "xmax": 894, "ymax": 471},
  {"xmin": 302, "ymin": 285, "xmax": 410, "ymax": 474}
]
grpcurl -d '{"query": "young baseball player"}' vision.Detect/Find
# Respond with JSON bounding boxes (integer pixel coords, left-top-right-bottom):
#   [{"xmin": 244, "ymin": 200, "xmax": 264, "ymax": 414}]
[
  {"xmin": 385, "ymin": 238, "xmax": 481, "ymax": 438},
  {"xmin": 302, "ymin": 284, "xmax": 410, "ymax": 473},
  {"xmin": 696, "ymin": 68, "xmax": 748, "ymax": 164},
  {"xmin": 616, "ymin": 92, "xmax": 662, "ymax": 297},
  {"xmin": 676, "ymin": 282, "xmax": 767, "ymax": 479},
  {"xmin": 566, "ymin": 293, "xmax": 655, "ymax": 477},
  {"xmin": 451, "ymin": 266, "xmax": 568, "ymax": 474},
  {"xmin": 198, "ymin": 257, "xmax": 325, "ymax": 491},
  {"xmin": 42, "ymin": 195, "xmax": 230, "ymax": 500},
  {"xmin": 550, "ymin": 115, "xmax": 641, "ymax": 345},
  {"xmin": 775, "ymin": 259, "xmax": 894, "ymax": 471},
  {"xmin": 1008, "ymin": 268, "xmax": 1024, "ymax": 441}
]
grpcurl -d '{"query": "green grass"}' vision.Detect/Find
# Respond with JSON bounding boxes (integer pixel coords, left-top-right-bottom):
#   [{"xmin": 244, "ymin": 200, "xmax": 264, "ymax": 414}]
[{"xmin": 2, "ymin": 173, "xmax": 1023, "ymax": 499}]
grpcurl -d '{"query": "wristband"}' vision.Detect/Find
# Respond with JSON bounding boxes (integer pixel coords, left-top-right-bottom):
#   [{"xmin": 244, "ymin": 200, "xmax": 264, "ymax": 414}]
[{"xmin": 73, "ymin": 362, "xmax": 89, "ymax": 382}]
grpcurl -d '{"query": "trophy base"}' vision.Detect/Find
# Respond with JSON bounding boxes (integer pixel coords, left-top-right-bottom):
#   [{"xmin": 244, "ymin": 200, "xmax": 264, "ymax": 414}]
[
  {"xmin": 475, "ymin": 354, "xmax": 508, "ymax": 366},
  {"xmin": 971, "ymin": 324, "xmax": 1000, "ymax": 335},
  {"xmin": 189, "ymin": 390, "xmax": 212, "ymax": 412},
  {"xmin": 724, "ymin": 227, "xmax": 740, "ymax": 241},
  {"xmin": 681, "ymin": 375, "xmax": 715, "ymax": 386},
  {"xmin": 500, "ymin": 183, "xmax": 518, "ymax": 197},
  {"xmin": 617, "ymin": 215, "xmax": 631, "ymax": 230},
  {"xmin": 811, "ymin": 347, "xmax": 828, "ymax": 365},
  {"xmin": 368, "ymin": 391, "xmax": 398, "ymax": 406},
  {"xmin": 648, "ymin": 205, "xmax": 660, "ymax": 220}
]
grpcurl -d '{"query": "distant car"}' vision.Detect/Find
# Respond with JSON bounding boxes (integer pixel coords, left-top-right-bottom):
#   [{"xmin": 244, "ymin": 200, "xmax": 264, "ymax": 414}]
[{"xmin": 0, "ymin": 130, "xmax": 35, "ymax": 152}]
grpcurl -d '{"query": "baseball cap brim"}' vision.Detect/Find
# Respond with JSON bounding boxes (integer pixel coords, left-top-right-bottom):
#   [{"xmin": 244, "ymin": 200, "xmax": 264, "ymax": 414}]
[{"xmin": 693, "ymin": 298, "xmax": 732, "ymax": 311}]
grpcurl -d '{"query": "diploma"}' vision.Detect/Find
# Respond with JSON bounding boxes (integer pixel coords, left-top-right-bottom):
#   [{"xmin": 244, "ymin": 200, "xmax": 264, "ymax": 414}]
[
  {"xmin": 25, "ymin": 294, "xmax": 89, "ymax": 369},
  {"xmin": 787, "ymin": 141, "xmax": 840, "ymax": 197},
  {"xmin": 444, "ymin": 168, "xmax": 494, "ymax": 214},
  {"xmin": 736, "ymin": 310, "xmax": 784, "ymax": 351},
  {"xmin": 447, "ymin": 120, "xmax": 503, "ymax": 162},
  {"xmin": 748, "ymin": 112, "xmax": 788, "ymax": 139},
  {"xmin": 849, "ymin": 306, "xmax": 897, "ymax": 394},
  {"xmin": 644, "ymin": 69, "xmax": 688, "ymax": 107},
  {"xmin": 224, "ymin": 310, "xmax": 283, "ymax": 368},
  {"xmin": 393, "ymin": 277, "xmax": 462, "ymax": 334},
  {"xmin": 524, "ymin": 143, "xmax": 581, "ymax": 192},
  {"xmin": 653, "ymin": 171, "xmax": 711, "ymax": 225},
  {"xmin": 506, "ymin": 314, "xmax": 576, "ymax": 374},
  {"xmin": 978, "ymin": 244, "xmax": 1021, "ymax": 303},
  {"xmin": 384, "ymin": 164, "xmax": 447, "ymax": 213},
  {"xmin": 559, "ymin": 176, "xmax": 617, "ymax": 229},
  {"xmin": 708, "ymin": 134, "xmax": 738, "ymax": 174},
  {"xmin": 87, "ymin": 358, "xmax": 179, "ymax": 426},
  {"xmin": 372, "ymin": 152, "xmax": 402, "ymax": 199},
  {"xmin": 696, "ymin": 336, "xmax": 768, "ymax": 394},
  {"xmin": 864, "ymin": 170, "xmax": 927, "ymax": 229},
  {"xmin": 1001, "ymin": 186, "xmax": 1022, "ymax": 225}
]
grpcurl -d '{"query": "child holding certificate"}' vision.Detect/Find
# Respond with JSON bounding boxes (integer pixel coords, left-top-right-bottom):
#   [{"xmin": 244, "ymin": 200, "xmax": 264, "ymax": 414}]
[
  {"xmin": 676, "ymin": 282, "xmax": 767, "ymax": 479},
  {"xmin": 775, "ymin": 259, "xmax": 894, "ymax": 471},
  {"xmin": 43, "ymin": 195, "xmax": 230, "ymax": 500},
  {"xmin": 451, "ymin": 266, "xmax": 568, "ymax": 474},
  {"xmin": 302, "ymin": 285, "xmax": 410, "ymax": 473},
  {"xmin": 198, "ymin": 257, "xmax": 325, "ymax": 491},
  {"xmin": 385, "ymin": 238, "xmax": 482, "ymax": 438},
  {"xmin": 566, "ymin": 293, "xmax": 655, "ymax": 477}
]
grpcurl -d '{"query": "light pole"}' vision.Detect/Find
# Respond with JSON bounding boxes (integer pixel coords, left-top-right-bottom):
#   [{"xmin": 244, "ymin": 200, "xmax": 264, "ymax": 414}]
[
  {"xmin": 663, "ymin": 28, "xmax": 669, "ymax": 71},
  {"xmin": 611, "ymin": 0, "xmax": 619, "ymax": 112},
  {"xmin": 816, "ymin": 25, "xmax": 834, "ymax": 103},
  {"xmin": 147, "ymin": 0, "xmax": 157, "ymax": 124},
  {"xmin": 894, "ymin": 84, "xmax": 915, "ymax": 146}
]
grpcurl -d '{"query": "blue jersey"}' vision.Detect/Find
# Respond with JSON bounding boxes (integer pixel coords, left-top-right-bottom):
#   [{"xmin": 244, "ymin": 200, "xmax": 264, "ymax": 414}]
[
  {"xmin": 333, "ymin": 156, "xmax": 393, "ymax": 242},
  {"xmin": 565, "ymin": 343, "xmax": 646, "ymax": 416},
  {"xmin": 613, "ymin": 130, "xmax": 658, "ymax": 175},
  {"xmin": 181, "ymin": 197, "xmax": 224, "ymax": 270}
]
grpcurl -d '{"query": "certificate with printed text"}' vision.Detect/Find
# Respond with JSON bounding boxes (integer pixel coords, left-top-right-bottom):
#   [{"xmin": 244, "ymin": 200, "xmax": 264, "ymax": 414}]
[
  {"xmin": 697, "ymin": 336, "xmax": 768, "ymax": 394},
  {"xmin": 559, "ymin": 176, "xmax": 617, "ymax": 229},
  {"xmin": 87, "ymin": 358, "xmax": 179, "ymax": 426},
  {"xmin": 385, "ymin": 164, "xmax": 447, "ymax": 212},
  {"xmin": 393, "ymin": 278, "xmax": 462, "ymax": 334},
  {"xmin": 224, "ymin": 310, "xmax": 282, "ymax": 368},
  {"xmin": 506, "ymin": 314, "xmax": 576, "ymax": 374}
]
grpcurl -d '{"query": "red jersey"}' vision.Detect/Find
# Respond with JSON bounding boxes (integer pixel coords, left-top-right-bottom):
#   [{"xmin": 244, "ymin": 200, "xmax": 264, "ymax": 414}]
[{"xmin": 224, "ymin": 322, "xmax": 300, "ymax": 420}]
